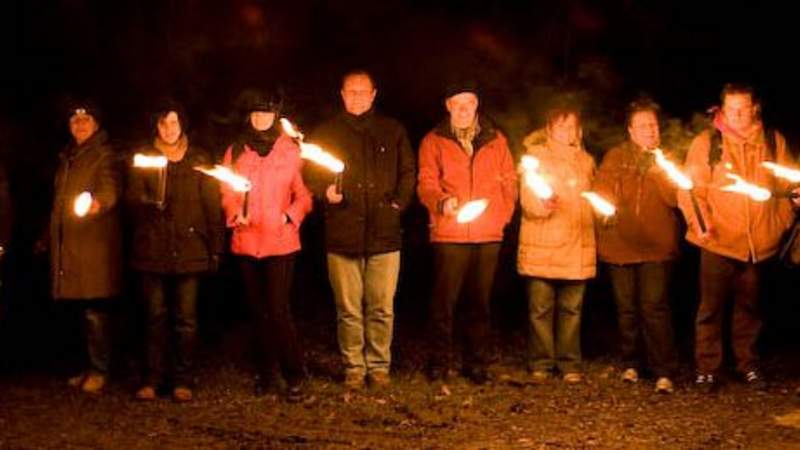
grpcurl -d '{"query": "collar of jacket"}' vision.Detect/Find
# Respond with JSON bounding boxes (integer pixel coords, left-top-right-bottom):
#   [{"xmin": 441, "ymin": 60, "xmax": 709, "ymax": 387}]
[
  {"xmin": 62, "ymin": 129, "xmax": 109, "ymax": 161},
  {"xmin": 434, "ymin": 115, "xmax": 498, "ymax": 152},
  {"xmin": 340, "ymin": 108, "xmax": 376, "ymax": 132}
]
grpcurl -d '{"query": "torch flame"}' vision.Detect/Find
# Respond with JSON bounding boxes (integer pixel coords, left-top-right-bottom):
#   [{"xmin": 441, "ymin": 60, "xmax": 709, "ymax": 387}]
[
  {"xmin": 456, "ymin": 199, "xmax": 489, "ymax": 224},
  {"xmin": 762, "ymin": 161, "xmax": 800, "ymax": 183},
  {"xmin": 581, "ymin": 192, "xmax": 616, "ymax": 217},
  {"xmin": 194, "ymin": 165, "xmax": 252, "ymax": 192},
  {"xmin": 280, "ymin": 118, "xmax": 304, "ymax": 140},
  {"xmin": 652, "ymin": 149, "xmax": 693, "ymax": 190},
  {"xmin": 720, "ymin": 173, "xmax": 772, "ymax": 202},
  {"xmin": 73, "ymin": 191, "xmax": 93, "ymax": 217},
  {"xmin": 133, "ymin": 153, "xmax": 168, "ymax": 169},
  {"xmin": 300, "ymin": 142, "xmax": 345, "ymax": 173},
  {"xmin": 520, "ymin": 155, "xmax": 554, "ymax": 199}
]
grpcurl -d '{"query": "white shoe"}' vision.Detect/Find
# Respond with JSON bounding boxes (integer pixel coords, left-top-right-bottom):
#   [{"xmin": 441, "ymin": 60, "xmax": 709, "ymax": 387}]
[
  {"xmin": 655, "ymin": 377, "xmax": 674, "ymax": 394},
  {"xmin": 621, "ymin": 368, "xmax": 639, "ymax": 383}
]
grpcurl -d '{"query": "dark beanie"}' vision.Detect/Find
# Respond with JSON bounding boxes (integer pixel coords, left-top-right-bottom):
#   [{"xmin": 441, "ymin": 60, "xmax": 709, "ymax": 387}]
[
  {"xmin": 150, "ymin": 98, "xmax": 189, "ymax": 133},
  {"xmin": 66, "ymin": 98, "xmax": 103, "ymax": 124},
  {"xmin": 444, "ymin": 79, "xmax": 479, "ymax": 100},
  {"xmin": 240, "ymin": 88, "xmax": 283, "ymax": 114}
]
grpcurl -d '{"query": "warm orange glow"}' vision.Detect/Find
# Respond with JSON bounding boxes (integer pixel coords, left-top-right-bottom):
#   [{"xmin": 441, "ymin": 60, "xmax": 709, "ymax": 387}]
[
  {"xmin": 194, "ymin": 165, "xmax": 252, "ymax": 192},
  {"xmin": 652, "ymin": 149, "xmax": 693, "ymax": 190},
  {"xmin": 280, "ymin": 118, "xmax": 304, "ymax": 140},
  {"xmin": 133, "ymin": 154, "xmax": 168, "ymax": 169},
  {"xmin": 456, "ymin": 199, "xmax": 489, "ymax": 223},
  {"xmin": 299, "ymin": 142, "xmax": 345, "ymax": 173},
  {"xmin": 73, "ymin": 192, "xmax": 93, "ymax": 217},
  {"xmin": 520, "ymin": 155, "xmax": 554, "ymax": 199},
  {"xmin": 581, "ymin": 192, "xmax": 616, "ymax": 217},
  {"xmin": 762, "ymin": 161, "xmax": 800, "ymax": 183},
  {"xmin": 720, "ymin": 173, "xmax": 771, "ymax": 202}
]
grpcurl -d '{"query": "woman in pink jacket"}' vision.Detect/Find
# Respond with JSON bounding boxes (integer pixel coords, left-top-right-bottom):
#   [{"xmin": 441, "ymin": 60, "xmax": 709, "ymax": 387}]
[{"xmin": 220, "ymin": 90, "xmax": 312, "ymax": 401}]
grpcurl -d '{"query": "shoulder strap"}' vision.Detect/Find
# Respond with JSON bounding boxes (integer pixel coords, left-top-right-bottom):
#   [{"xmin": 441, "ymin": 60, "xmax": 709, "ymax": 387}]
[{"xmin": 708, "ymin": 129, "xmax": 723, "ymax": 167}]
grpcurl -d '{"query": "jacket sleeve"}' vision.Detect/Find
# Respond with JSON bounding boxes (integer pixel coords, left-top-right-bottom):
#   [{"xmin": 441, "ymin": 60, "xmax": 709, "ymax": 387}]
[
  {"xmin": 592, "ymin": 148, "xmax": 619, "ymax": 204},
  {"xmin": 417, "ymin": 134, "xmax": 449, "ymax": 215},
  {"xmin": 92, "ymin": 149, "xmax": 122, "ymax": 216},
  {"xmin": 220, "ymin": 146, "xmax": 245, "ymax": 228},
  {"xmin": 392, "ymin": 125, "xmax": 417, "ymax": 211},
  {"xmin": 772, "ymin": 131, "xmax": 795, "ymax": 231},
  {"xmin": 519, "ymin": 147, "xmax": 552, "ymax": 219},
  {"xmin": 496, "ymin": 134, "xmax": 518, "ymax": 225},
  {"xmin": 677, "ymin": 133, "xmax": 713, "ymax": 235},
  {"xmin": 285, "ymin": 159, "xmax": 313, "ymax": 227},
  {"xmin": 0, "ymin": 165, "xmax": 11, "ymax": 249}
]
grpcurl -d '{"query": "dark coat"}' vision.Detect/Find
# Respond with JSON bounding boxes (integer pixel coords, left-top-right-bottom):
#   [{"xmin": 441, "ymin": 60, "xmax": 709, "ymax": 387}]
[
  {"xmin": 308, "ymin": 110, "xmax": 416, "ymax": 256},
  {"xmin": 126, "ymin": 144, "xmax": 224, "ymax": 274},
  {"xmin": 50, "ymin": 130, "xmax": 123, "ymax": 300}
]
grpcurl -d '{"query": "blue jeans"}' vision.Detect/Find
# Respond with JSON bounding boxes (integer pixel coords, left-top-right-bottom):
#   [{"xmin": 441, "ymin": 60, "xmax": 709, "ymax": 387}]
[{"xmin": 328, "ymin": 251, "xmax": 400, "ymax": 377}]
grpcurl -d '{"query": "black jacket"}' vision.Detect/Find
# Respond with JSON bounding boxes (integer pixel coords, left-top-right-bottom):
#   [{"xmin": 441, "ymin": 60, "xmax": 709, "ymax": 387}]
[
  {"xmin": 126, "ymin": 144, "xmax": 224, "ymax": 274},
  {"xmin": 308, "ymin": 110, "xmax": 416, "ymax": 255},
  {"xmin": 0, "ymin": 164, "xmax": 11, "ymax": 251}
]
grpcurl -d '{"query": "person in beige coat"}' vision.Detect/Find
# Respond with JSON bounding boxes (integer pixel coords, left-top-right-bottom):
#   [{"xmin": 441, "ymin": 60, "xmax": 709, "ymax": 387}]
[{"xmin": 518, "ymin": 107, "xmax": 596, "ymax": 384}]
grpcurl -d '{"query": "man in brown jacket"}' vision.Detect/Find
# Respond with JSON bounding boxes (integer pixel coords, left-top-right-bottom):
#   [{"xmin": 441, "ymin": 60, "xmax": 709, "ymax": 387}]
[
  {"xmin": 593, "ymin": 98, "xmax": 680, "ymax": 394},
  {"xmin": 678, "ymin": 84, "xmax": 794, "ymax": 392}
]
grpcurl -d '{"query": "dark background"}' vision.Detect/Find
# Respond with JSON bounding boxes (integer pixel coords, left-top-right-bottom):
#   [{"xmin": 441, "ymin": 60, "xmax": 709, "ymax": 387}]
[{"xmin": 0, "ymin": 1, "xmax": 798, "ymax": 375}]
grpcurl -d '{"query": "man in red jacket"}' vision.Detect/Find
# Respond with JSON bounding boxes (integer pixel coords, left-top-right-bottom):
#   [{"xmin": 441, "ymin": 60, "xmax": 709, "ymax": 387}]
[{"xmin": 417, "ymin": 81, "xmax": 518, "ymax": 384}]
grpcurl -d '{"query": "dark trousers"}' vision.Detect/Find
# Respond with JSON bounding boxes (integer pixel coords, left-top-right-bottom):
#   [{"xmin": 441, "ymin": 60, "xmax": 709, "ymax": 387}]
[
  {"xmin": 695, "ymin": 250, "xmax": 763, "ymax": 374},
  {"xmin": 608, "ymin": 262, "xmax": 677, "ymax": 378},
  {"xmin": 429, "ymin": 243, "xmax": 500, "ymax": 371},
  {"xmin": 527, "ymin": 278, "xmax": 585, "ymax": 374},
  {"xmin": 240, "ymin": 254, "xmax": 304, "ymax": 384},
  {"xmin": 84, "ymin": 304, "xmax": 112, "ymax": 375},
  {"xmin": 141, "ymin": 273, "xmax": 198, "ymax": 386}
]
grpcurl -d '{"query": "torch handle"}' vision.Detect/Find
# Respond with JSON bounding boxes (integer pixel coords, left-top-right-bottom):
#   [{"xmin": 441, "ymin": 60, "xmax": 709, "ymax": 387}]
[
  {"xmin": 156, "ymin": 166, "xmax": 167, "ymax": 210},
  {"xmin": 242, "ymin": 191, "xmax": 250, "ymax": 218},
  {"xmin": 335, "ymin": 173, "xmax": 343, "ymax": 195},
  {"xmin": 689, "ymin": 191, "xmax": 707, "ymax": 234}
]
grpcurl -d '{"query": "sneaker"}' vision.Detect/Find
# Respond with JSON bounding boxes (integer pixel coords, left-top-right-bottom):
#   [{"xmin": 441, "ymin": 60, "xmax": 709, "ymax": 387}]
[
  {"xmin": 531, "ymin": 370, "xmax": 551, "ymax": 384},
  {"xmin": 172, "ymin": 386, "xmax": 193, "ymax": 403},
  {"xmin": 81, "ymin": 373, "xmax": 106, "ymax": 395},
  {"xmin": 654, "ymin": 377, "xmax": 674, "ymax": 394},
  {"xmin": 344, "ymin": 372, "xmax": 365, "ymax": 390},
  {"xmin": 695, "ymin": 373, "xmax": 718, "ymax": 394},
  {"xmin": 367, "ymin": 371, "xmax": 391, "ymax": 388},
  {"xmin": 563, "ymin": 372, "xmax": 583, "ymax": 384},
  {"xmin": 621, "ymin": 368, "xmax": 639, "ymax": 383},
  {"xmin": 744, "ymin": 370, "xmax": 768, "ymax": 391},
  {"xmin": 135, "ymin": 385, "xmax": 157, "ymax": 401}
]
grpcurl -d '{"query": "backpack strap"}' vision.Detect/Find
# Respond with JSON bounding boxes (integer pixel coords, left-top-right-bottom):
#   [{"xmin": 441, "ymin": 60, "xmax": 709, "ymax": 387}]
[{"xmin": 708, "ymin": 128, "xmax": 777, "ymax": 167}]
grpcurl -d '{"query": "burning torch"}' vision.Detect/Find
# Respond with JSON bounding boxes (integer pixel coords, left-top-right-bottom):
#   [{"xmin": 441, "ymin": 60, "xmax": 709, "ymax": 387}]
[
  {"xmin": 520, "ymin": 155, "xmax": 554, "ymax": 200},
  {"xmin": 651, "ymin": 149, "xmax": 707, "ymax": 234},
  {"xmin": 194, "ymin": 165, "xmax": 253, "ymax": 217},
  {"xmin": 281, "ymin": 118, "xmax": 345, "ymax": 194},
  {"xmin": 133, "ymin": 153, "xmax": 169, "ymax": 207},
  {"xmin": 73, "ymin": 191, "xmax": 94, "ymax": 218},
  {"xmin": 456, "ymin": 199, "xmax": 489, "ymax": 224},
  {"xmin": 580, "ymin": 192, "xmax": 616, "ymax": 218}
]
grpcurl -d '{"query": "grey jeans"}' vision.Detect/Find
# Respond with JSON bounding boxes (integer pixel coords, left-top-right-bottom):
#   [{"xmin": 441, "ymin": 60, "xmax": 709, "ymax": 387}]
[
  {"xmin": 327, "ymin": 251, "xmax": 400, "ymax": 376},
  {"xmin": 527, "ymin": 278, "xmax": 586, "ymax": 374}
]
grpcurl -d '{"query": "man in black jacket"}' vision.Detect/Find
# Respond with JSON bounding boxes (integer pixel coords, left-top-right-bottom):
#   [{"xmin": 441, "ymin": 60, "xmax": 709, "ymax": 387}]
[{"xmin": 309, "ymin": 70, "xmax": 416, "ymax": 389}]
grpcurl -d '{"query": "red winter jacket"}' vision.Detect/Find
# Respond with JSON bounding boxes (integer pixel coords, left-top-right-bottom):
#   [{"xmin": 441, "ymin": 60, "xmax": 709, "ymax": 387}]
[
  {"xmin": 221, "ymin": 135, "xmax": 312, "ymax": 258},
  {"xmin": 417, "ymin": 118, "xmax": 518, "ymax": 243}
]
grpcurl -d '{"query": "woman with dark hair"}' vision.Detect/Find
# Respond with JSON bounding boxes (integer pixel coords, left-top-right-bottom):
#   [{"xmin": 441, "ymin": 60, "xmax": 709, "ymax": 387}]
[
  {"xmin": 221, "ymin": 90, "xmax": 312, "ymax": 401},
  {"xmin": 127, "ymin": 101, "xmax": 223, "ymax": 402}
]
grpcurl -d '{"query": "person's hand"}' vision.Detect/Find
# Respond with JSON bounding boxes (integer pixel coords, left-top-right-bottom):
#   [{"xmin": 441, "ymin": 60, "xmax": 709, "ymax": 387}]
[
  {"xmin": 542, "ymin": 195, "xmax": 559, "ymax": 212},
  {"xmin": 88, "ymin": 199, "xmax": 101, "ymax": 215},
  {"xmin": 600, "ymin": 213, "xmax": 618, "ymax": 228},
  {"xmin": 697, "ymin": 222, "xmax": 714, "ymax": 242},
  {"xmin": 233, "ymin": 214, "xmax": 250, "ymax": 227},
  {"xmin": 326, "ymin": 184, "xmax": 343, "ymax": 204},
  {"xmin": 442, "ymin": 197, "xmax": 459, "ymax": 217}
]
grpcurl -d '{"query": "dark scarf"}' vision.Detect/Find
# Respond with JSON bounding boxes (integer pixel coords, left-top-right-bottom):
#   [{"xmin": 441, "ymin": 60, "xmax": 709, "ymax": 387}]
[{"xmin": 244, "ymin": 126, "xmax": 280, "ymax": 157}]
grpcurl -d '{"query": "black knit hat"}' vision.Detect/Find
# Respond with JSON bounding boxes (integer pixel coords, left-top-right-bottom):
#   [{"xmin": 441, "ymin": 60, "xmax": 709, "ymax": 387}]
[
  {"xmin": 65, "ymin": 98, "xmax": 103, "ymax": 124},
  {"xmin": 444, "ymin": 79, "xmax": 479, "ymax": 100}
]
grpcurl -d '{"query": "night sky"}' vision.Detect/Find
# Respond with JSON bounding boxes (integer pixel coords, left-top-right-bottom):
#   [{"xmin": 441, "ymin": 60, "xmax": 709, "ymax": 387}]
[{"xmin": 3, "ymin": 1, "xmax": 799, "ymax": 150}]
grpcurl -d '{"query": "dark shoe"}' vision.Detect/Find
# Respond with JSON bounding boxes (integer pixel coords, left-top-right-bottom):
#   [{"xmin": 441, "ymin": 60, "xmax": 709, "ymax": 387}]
[
  {"xmin": 695, "ymin": 373, "xmax": 718, "ymax": 394},
  {"xmin": 463, "ymin": 366, "xmax": 490, "ymax": 385},
  {"xmin": 254, "ymin": 373, "xmax": 287, "ymax": 397},
  {"xmin": 428, "ymin": 366, "xmax": 451, "ymax": 383},
  {"xmin": 172, "ymin": 386, "xmax": 193, "ymax": 403},
  {"xmin": 744, "ymin": 370, "xmax": 768, "ymax": 391}
]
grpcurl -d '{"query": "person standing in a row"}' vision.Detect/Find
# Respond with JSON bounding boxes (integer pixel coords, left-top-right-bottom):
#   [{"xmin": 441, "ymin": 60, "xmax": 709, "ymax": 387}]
[
  {"xmin": 222, "ymin": 90, "xmax": 312, "ymax": 400},
  {"xmin": 127, "ymin": 101, "xmax": 223, "ymax": 402},
  {"xmin": 50, "ymin": 101, "xmax": 122, "ymax": 395}
]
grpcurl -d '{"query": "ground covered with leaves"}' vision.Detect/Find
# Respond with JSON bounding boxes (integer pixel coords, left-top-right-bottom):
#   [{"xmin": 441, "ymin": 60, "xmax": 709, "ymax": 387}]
[{"xmin": 3, "ymin": 316, "xmax": 800, "ymax": 450}]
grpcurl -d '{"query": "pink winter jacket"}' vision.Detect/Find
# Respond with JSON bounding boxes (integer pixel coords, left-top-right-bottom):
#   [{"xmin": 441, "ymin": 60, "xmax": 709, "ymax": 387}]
[{"xmin": 221, "ymin": 135, "xmax": 312, "ymax": 258}]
